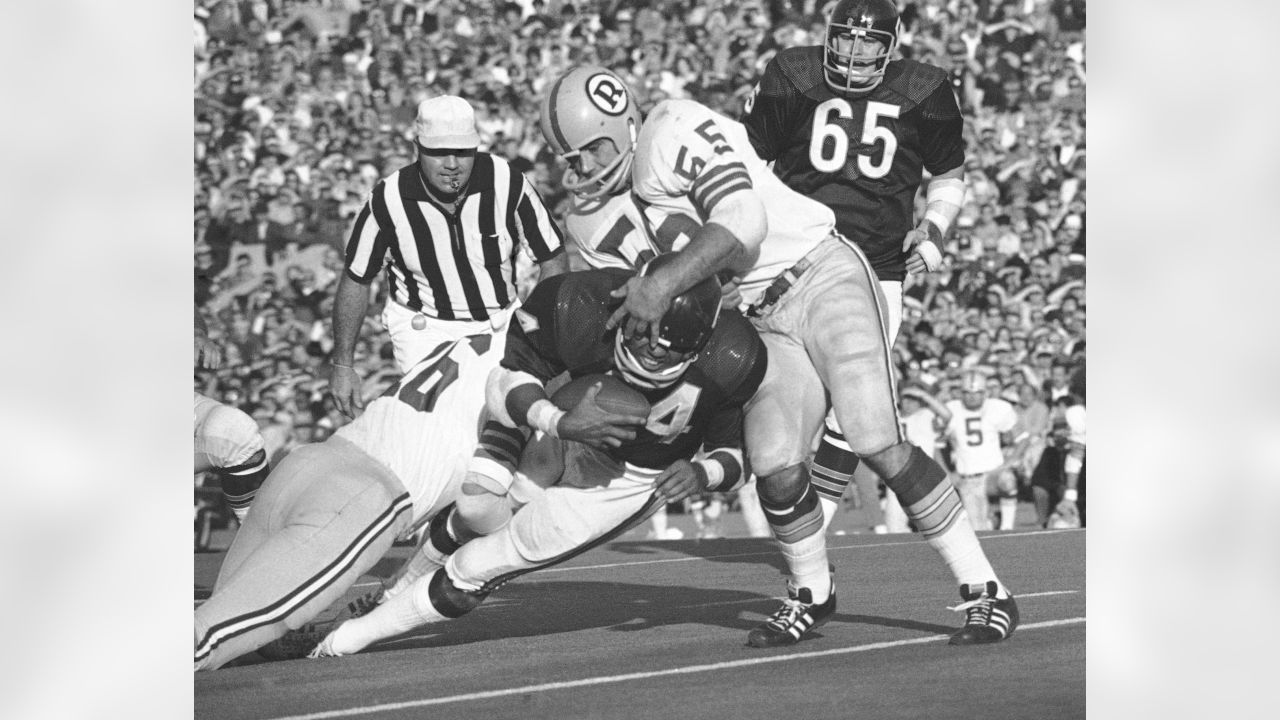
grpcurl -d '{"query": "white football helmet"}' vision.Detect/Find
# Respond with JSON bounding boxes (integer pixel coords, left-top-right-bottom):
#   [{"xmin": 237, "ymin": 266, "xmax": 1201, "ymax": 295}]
[{"xmin": 539, "ymin": 66, "xmax": 640, "ymax": 199}]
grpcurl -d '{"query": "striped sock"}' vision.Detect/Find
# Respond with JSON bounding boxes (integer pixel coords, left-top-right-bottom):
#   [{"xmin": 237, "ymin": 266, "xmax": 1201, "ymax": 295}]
[
  {"xmin": 810, "ymin": 427, "xmax": 858, "ymax": 531},
  {"xmin": 884, "ymin": 445, "xmax": 1005, "ymax": 595},
  {"xmin": 219, "ymin": 449, "xmax": 269, "ymax": 522}
]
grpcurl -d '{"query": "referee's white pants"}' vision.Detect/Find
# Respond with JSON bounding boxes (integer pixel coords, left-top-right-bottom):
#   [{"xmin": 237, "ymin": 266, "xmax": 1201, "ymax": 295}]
[
  {"xmin": 382, "ymin": 301, "xmax": 520, "ymax": 374},
  {"xmin": 823, "ymin": 279, "xmax": 903, "ymax": 437}
]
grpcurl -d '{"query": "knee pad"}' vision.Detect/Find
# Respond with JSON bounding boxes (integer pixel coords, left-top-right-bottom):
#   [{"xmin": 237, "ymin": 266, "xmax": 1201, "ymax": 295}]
[
  {"xmin": 457, "ymin": 473, "xmax": 516, "ymax": 539},
  {"xmin": 757, "ymin": 464, "xmax": 823, "ymax": 542},
  {"xmin": 756, "ymin": 464, "xmax": 810, "ymax": 508},
  {"xmin": 201, "ymin": 405, "xmax": 265, "ymax": 469}
]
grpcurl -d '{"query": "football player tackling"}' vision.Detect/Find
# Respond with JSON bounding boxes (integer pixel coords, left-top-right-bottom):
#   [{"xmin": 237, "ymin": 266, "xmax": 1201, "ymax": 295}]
[{"xmin": 539, "ymin": 65, "xmax": 1017, "ymax": 647}]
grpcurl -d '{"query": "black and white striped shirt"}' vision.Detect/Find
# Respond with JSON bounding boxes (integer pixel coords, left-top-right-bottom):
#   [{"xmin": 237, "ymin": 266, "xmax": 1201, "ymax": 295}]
[{"xmin": 343, "ymin": 153, "xmax": 564, "ymax": 321}]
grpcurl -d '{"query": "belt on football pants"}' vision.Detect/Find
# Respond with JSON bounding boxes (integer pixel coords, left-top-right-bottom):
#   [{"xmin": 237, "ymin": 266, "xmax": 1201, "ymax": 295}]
[{"xmin": 745, "ymin": 255, "xmax": 815, "ymax": 318}]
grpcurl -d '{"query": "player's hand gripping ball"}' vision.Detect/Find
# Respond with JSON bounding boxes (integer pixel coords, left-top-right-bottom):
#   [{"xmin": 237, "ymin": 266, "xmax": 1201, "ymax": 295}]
[{"xmin": 551, "ymin": 374, "xmax": 651, "ymax": 418}]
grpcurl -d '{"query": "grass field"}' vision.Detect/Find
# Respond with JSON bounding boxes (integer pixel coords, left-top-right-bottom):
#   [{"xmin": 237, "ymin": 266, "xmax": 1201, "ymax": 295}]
[{"xmin": 195, "ymin": 513, "xmax": 1085, "ymax": 720}]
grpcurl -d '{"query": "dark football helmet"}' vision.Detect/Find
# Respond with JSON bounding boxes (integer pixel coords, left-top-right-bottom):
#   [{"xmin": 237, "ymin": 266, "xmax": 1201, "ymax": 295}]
[
  {"xmin": 614, "ymin": 253, "xmax": 722, "ymax": 389},
  {"xmin": 823, "ymin": 0, "xmax": 901, "ymax": 95}
]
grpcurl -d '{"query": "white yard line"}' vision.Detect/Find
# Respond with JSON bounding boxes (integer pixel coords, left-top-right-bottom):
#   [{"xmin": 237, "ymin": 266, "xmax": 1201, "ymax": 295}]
[
  {"xmin": 195, "ymin": 529, "xmax": 1080, "ymax": 607},
  {"xmin": 262, "ymin": 617, "xmax": 1086, "ymax": 720}
]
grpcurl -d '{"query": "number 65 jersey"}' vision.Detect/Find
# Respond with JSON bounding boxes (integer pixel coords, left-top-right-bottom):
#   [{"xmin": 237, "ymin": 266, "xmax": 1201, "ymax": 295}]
[
  {"xmin": 503, "ymin": 270, "xmax": 767, "ymax": 471},
  {"xmin": 743, "ymin": 47, "xmax": 965, "ymax": 282}
]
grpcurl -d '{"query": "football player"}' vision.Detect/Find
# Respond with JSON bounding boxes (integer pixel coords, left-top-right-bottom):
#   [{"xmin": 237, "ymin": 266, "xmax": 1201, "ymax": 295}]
[
  {"xmin": 308, "ymin": 255, "xmax": 765, "ymax": 656},
  {"xmin": 194, "ymin": 325, "xmax": 510, "ymax": 670},
  {"xmin": 535, "ymin": 65, "xmax": 1017, "ymax": 647},
  {"xmin": 743, "ymin": 0, "xmax": 969, "ymax": 531},
  {"xmin": 941, "ymin": 371, "xmax": 1023, "ymax": 531}
]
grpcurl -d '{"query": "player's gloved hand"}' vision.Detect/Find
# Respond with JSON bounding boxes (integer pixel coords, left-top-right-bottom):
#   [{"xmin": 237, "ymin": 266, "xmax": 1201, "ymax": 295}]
[
  {"xmin": 557, "ymin": 382, "xmax": 648, "ymax": 449},
  {"xmin": 607, "ymin": 275, "xmax": 673, "ymax": 347},
  {"xmin": 654, "ymin": 459, "xmax": 709, "ymax": 503},
  {"xmin": 1053, "ymin": 497, "xmax": 1078, "ymax": 518},
  {"xmin": 329, "ymin": 363, "xmax": 366, "ymax": 418},
  {"xmin": 196, "ymin": 335, "xmax": 223, "ymax": 370},
  {"xmin": 902, "ymin": 223, "xmax": 944, "ymax": 275}
]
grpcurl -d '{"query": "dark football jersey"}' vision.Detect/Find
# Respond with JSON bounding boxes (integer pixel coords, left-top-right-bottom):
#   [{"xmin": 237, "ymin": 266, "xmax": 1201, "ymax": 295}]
[
  {"xmin": 744, "ymin": 47, "xmax": 965, "ymax": 282},
  {"xmin": 504, "ymin": 270, "xmax": 767, "ymax": 469}
]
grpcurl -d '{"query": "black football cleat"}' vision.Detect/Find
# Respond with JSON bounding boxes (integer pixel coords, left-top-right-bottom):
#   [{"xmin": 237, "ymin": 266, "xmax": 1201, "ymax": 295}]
[
  {"xmin": 747, "ymin": 583, "xmax": 836, "ymax": 648},
  {"xmin": 948, "ymin": 580, "xmax": 1019, "ymax": 645}
]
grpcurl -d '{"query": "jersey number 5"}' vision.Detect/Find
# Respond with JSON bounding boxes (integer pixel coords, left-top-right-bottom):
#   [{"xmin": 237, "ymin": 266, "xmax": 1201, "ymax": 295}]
[
  {"xmin": 964, "ymin": 417, "xmax": 984, "ymax": 447},
  {"xmin": 808, "ymin": 99, "xmax": 900, "ymax": 178}
]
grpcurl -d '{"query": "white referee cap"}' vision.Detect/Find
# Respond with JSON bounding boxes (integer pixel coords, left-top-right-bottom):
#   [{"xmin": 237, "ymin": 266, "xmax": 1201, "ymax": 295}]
[{"xmin": 414, "ymin": 95, "xmax": 481, "ymax": 149}]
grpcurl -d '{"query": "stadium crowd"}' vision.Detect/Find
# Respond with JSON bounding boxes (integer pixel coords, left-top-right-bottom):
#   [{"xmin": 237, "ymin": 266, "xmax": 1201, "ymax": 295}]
[{"xmin": 194, "ymin": 0, "xmax": 1086, "ymax": 535}]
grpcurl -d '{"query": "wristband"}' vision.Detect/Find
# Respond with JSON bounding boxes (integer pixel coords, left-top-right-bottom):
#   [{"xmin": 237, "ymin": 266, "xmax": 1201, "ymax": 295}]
[
  {"xmin": 1063, "ymin": 488, "xmax": 1078, "ymax": 502},
  {"xmin": 526, "ymin": 399, "xmax": 566, "ymax": 438},
  {"xmin": 331, "ymin": 362, "xmax": 356, "ymax": 371},
  {"xmin": 693, "ymin": 458, "xmax": 725, "ymax": 491}
]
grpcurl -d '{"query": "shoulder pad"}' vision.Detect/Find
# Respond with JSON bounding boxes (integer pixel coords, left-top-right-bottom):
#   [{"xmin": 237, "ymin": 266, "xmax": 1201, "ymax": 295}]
[
  {"xmin": 775, "ymin": 46, "xmax": 831, "ymax": 101},
  {"xmin": 877, "ymin": 59, "xmax": 950, "ymax": 108}
]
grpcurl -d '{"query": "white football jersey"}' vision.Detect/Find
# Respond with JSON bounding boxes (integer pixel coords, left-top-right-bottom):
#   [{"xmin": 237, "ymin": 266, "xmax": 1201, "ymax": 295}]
[
  {"xmin": 335, "ymin": 332, "xmax": 504, "ymax": 526},
  {"xmin": 944, "ymin": 398, "xmax": 1018, "ymax": 475},
  {"xmin": 563, "ymin": 192, "xmax": 652, "ymax": 271},
  {"xmin": 900, "ymin": 407, "xmax": 941, "ymax": 459},
  {"xmin": 629, "ymin": 99, "xmax": 837, "ymax": 307}
]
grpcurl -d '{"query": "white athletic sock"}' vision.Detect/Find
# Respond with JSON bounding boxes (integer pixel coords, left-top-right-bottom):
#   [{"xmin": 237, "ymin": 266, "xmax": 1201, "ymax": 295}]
[
  {"xmin": 998, "ymin": 498, "xmax": 1018, "ymax": 530},
  {"xmin": 777, "ymin": 531, "xmax": 832, "ymax": 603},
  {"xmin": 384, "ymin": 545, "xmax": 446, "ymax": 600},
  {"xmin": 328, "ymin": 575, "xmax": 446, "ymax": 655},
  {"xmin": 927, "ymin": 509, "xmax": 1009, "ymax": 598},
  {"xmin": 818, "ymin": 496, "xmax": 840, "ymax": 533}
]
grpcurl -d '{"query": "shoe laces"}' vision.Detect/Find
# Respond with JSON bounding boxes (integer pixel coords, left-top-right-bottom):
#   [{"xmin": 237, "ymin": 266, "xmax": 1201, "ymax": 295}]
[
  {"xmin": 948, "ymin": 594, "xmax": 993, "ymax": 624},
  {"xmin": 766, "ymin": 597, "xmax": 806, "ymax": 628}
]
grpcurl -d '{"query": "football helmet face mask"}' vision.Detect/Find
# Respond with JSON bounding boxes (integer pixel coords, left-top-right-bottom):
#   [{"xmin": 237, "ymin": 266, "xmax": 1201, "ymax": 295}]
[
  {"xmin": 960, "ymin": 370, "xmax": 987, "ymax": 411},
  {"xmin": 823, "ymin": 0, "xmax": 901, "ymax": 95},
  {"xmin": 539, "ymin": 66, "xmax": 640, "ymax": 200},
  {"xmin": 614, "ymin": 255, "xmax": 722, "ymax": 390}
]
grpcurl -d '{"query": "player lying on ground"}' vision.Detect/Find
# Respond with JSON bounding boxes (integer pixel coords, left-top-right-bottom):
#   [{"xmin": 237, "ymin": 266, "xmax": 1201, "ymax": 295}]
[
  {"xmin": 195, "ymin": 322, "xmax": 517, "ymax": 670},
  {"xmin": 308, "ymin": 255, "xmax": 766, "ymax": 657}
]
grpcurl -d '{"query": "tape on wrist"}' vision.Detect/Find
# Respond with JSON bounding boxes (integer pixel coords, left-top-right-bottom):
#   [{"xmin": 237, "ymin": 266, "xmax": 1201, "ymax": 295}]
[
  {"xmin": 922, "ymin": 210, "xmax": 952, "ymax": 238},
  {"xmin": 525, "ymin": 399, "xmax": 565, "ymax": 438},
  {"xmin": 1063, "ymin": 488, "xmax": 1078, "ymax": 502}
]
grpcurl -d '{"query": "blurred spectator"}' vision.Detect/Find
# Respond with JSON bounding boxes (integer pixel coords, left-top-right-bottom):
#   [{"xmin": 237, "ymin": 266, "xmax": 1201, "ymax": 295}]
[{"xmin": 196, "ymin": 0, "xmax": 1085, "ymax": 506}]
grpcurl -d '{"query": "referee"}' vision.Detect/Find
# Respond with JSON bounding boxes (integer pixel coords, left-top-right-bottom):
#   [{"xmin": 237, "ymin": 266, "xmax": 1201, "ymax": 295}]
[{"xmin": 330, "ymin": 95, "xmax": 568, "ymax": 417}]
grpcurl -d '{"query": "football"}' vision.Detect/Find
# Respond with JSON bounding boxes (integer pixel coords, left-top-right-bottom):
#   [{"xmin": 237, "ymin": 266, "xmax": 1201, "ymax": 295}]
[{"xmin": 550, "ymin": 374, "xmax": 651, "ymax": 419}]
